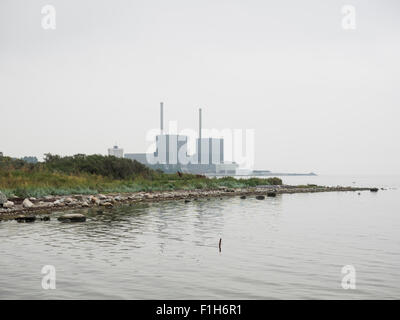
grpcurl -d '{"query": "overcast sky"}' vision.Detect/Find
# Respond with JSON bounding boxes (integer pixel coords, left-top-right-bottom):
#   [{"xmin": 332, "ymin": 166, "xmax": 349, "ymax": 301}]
[{"xmin": 0, "ymin": 0, "xmax": 399, "ymax": 174}]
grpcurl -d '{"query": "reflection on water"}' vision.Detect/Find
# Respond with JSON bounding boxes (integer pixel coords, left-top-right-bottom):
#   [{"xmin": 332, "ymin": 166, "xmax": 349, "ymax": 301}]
[{"xmin": 0, "ymin": 175, "xmax": 399, "ymax": 299}]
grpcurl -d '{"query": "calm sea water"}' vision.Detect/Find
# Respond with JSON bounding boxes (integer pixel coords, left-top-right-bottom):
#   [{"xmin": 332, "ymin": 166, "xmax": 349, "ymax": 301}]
[{"xmin": 0, "ymin": 175, "xmax": 399, "ymax": 299}]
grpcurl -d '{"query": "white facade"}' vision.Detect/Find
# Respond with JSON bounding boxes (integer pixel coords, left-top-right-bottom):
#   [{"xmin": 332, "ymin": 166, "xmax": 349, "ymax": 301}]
[
  {"xmin": 196, "ymin": 138, "xmax": 224, "ymax": 165},
  {"xmin": 124, "ymin": 153, "xmax": 148, "ymax": 164},
  {"xmin": 108, "ymin": 145, "xmax": 124, "ymax": 158},
  {"xmin": 215, "ymin": 162, "xmax": 238, "ymax": 175},
  {"xmin": 154, "ymin": 134, "xmax": 188, "ymax": 165}
]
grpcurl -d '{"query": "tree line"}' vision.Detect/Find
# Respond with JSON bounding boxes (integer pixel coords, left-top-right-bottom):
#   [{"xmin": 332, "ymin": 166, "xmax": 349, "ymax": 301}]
[{"xmin": 0, "ymin": 154, "xmax": 154, "ymax": 180}]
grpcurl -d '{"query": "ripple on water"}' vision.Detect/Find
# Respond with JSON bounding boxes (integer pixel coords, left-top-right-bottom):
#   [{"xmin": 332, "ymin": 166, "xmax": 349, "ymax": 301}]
[{"xmin": 1, "ymin": 187, "xmax": 400, "ymax": 299}]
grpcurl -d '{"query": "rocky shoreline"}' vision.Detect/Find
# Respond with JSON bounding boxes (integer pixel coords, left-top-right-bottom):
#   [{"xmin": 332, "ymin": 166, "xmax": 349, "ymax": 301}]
[{"xmin": 0, "ymin": 185, "xmax": 377, "ymax": 220}]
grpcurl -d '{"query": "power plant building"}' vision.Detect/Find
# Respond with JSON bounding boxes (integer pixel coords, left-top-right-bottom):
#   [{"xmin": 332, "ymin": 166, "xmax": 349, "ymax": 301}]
[
  {"xmin": 108, "ymin": 145, "xmax": 124, "ymax": 158},
  {"xmin": 124, "ymin": 153, "xmax": 147, "ymax": 164},
  {"xmin": 121, "ymin": 102, "xmax": 238, "ymax": 175},
  {"xmin": 196, "ymin": 138, "xmax": 224, "ymax": 165},
  {"xmin": 154, "ymin": 134, "xmax": 188, "ymax": 165}
]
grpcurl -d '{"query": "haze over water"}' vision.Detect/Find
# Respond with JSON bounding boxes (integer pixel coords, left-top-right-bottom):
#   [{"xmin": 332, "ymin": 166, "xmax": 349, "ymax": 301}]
[{"xmin": 0, "ymin": 175, "xmax": 399, "ymax": 299}]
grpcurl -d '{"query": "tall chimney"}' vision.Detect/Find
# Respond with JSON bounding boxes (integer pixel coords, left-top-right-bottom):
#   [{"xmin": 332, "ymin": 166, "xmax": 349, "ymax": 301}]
[
  {"xmin": 160, "ymin": 102, "xmax": 164, "ymax": 134},
  {"xmin": 199, "ymin": 108, "xmax": 202, "ymax": 140},
  {"xmin": 198, "ymin": 108, "xmax": 202, "ymax": 163}
]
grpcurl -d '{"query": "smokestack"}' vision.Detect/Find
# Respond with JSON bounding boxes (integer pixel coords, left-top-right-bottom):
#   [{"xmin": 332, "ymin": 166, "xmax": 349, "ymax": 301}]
[
  {"xmin": 198, "ymin": 108, "xmax": 202, "ymax": 163},
  {"xmin": 199, "ymin": 108, "xmax": 202, "ymax": 140},
  {"xmin": 160, "ymin": 102, "xmax": 164, "ymax": 134}
]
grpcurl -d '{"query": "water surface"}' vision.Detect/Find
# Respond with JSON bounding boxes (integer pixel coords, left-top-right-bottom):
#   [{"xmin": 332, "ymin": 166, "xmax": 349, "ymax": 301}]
[{"xmin": 0, "ymin": 175, "xmax": 399, "ymax": 299}]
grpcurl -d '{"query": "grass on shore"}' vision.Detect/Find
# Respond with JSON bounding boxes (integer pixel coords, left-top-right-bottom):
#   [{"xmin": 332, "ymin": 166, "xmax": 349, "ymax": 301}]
[
  {"xmin": 0, "ymin": 155, "xmax": 282, "ymax": 198},
  {"xmin": 0, "ymin": 171, "xmax": 282, "ymax": 198}
]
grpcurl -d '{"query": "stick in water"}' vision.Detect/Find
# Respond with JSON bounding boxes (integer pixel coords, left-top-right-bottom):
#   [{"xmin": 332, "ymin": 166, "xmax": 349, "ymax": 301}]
[{"xmin": 219, "ymin": 238, "xmax": 222, "ymax": 252}]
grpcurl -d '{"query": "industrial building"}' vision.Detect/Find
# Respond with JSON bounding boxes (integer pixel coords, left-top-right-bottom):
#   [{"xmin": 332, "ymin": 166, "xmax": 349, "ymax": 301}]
[
  {"xmin": 124, "ymin": 153, "xmax": 147, "ymax": 163},
  {"xmin": 196, "ymin": 138, "xmax": 224, "ymax": 165},
  {"xmin": 194, "ymin": 107, "xmax": 224, "ymax": 165},
  {"xmin": 154, "ymin": 102, "xmax": 188, "ymax": 165},
  {"xmin": 181, "ymin": 107, "xmax": 237, "ymax": 174},
  {"xmin": 108, "ymin": 145, "xmax": 124, "ymax": 158},
  {"xmin": 124, "ymin": 103, "xmax": 188, "ymax": 167},
  {"xmin": 120, "ymin": 102, "xmax": 238, "ymax": 175},
  {"xmin": 154, "ymin": 134, "xmax": 188, "ymax": 165}
]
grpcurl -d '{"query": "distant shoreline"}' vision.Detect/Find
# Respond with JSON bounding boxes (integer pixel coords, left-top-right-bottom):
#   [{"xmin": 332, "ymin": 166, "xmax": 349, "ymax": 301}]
[
  {"xmin": 208, "ymin": 173, "xmax": 318, "ymax": 177},
  {"xmin": 0, "ymin": 185, "xmax": 376, "ymax": 220}
]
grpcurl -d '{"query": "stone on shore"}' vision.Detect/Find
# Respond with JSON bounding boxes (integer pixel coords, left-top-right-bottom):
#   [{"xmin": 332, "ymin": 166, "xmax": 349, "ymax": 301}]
[
  {"xmin": 90, "ymin": 196, "xmax": 100, "ymax": 205},
  {"xmin": 0, "ymin": 186, "xmax": 377, "ymax": 217},
  {"xmin": 3, "ymin": 201, "xmax": 14, "ymax": 208},
  {"xmin": 38, "ymin": 201, "xmax": 54, "ymax": 208},
  {"xmin": 0, "ymin": 191, "xmax": 7, "ymax": 207},
  {"xmin": 58, "ymin": 213, "xmax": 86, "ymax": 222},
  {"xmin": 53, "ymin": 199, "xmax": 66, "ymax": 207},
  {"xmin": 100, "ymin": 202, "xmax": 113, "ymax": 208},
  {"xmin": 22, "ymin": 198, "xmax": 34, "ymax": 208},
  {"xmin": 81, "ymin": 201, "xmax": 90, "ymax": 207}
]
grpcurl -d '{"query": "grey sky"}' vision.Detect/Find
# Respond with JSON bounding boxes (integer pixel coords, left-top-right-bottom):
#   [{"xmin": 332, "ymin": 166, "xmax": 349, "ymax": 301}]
[{"xmin": 0, "ymin": 0, "xmax": 399, "ymax": 174}]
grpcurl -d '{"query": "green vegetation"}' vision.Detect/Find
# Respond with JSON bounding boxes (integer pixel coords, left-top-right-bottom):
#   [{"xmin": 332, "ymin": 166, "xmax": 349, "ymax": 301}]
[
  {"xmin": 295, "ymin": 184, "xmax": 321, "ymax": 188},
  {"xmin": 0, "ymin": 154, "xmax": 282, "ymax": 198}
]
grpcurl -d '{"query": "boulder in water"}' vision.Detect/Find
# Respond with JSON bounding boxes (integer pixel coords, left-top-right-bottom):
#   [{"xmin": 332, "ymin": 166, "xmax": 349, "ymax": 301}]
[
  {"xmin": 58, "ymin": 213, "xmax": 86, "ymax": 222},
  {"xmin": 15, "ymin": 215, "xmax": 36, "ymax": 223},
  {"xmin": 256, "ymin": 195, "xmax": 265, "ymax": 200}
]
